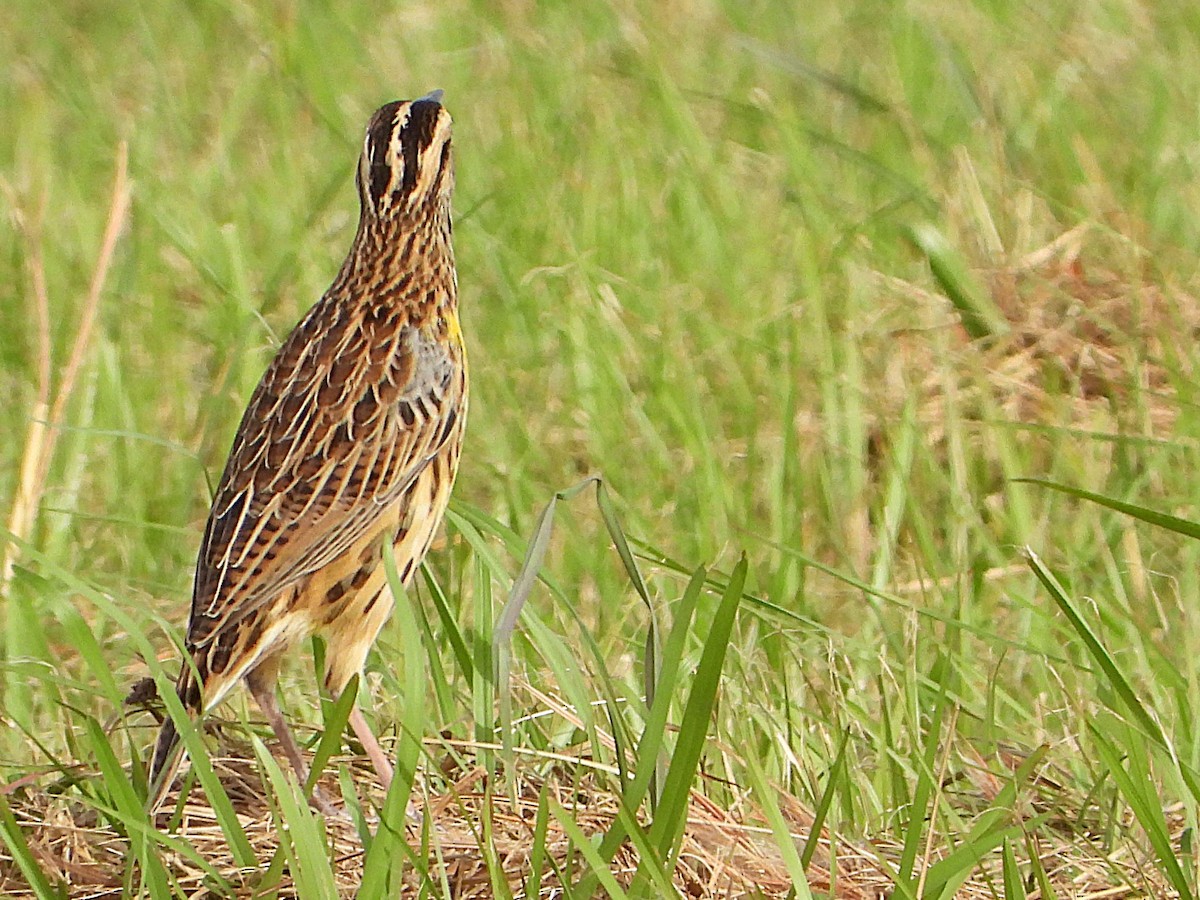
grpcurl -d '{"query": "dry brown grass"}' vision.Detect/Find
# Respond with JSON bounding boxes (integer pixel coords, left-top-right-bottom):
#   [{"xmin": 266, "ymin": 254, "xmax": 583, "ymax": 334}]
[
  {"xmin": 0, "ymin": 734, "xmax": 1178, "ymax": 899},
  {"xmin": 870, "ymin": 224, "xmax": 1199, "ymax": 449}
]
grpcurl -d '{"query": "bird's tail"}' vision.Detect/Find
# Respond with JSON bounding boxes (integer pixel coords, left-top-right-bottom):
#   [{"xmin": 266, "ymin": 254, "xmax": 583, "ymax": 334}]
[{"xmin": 146, "ymin": 665, "xmax": 201, "ymax": 814}]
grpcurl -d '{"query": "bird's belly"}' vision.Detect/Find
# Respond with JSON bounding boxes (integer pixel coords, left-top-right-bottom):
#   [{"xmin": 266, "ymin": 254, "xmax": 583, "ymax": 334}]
[{"xmin": 313, "ymin": 434, "xmax": 463, "ymax": 691}]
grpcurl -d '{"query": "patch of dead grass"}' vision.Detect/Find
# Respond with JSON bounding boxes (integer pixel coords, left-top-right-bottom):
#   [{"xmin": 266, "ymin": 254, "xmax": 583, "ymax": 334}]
[
  {"xmin": 0, "ymin": 733, "xmax": 1176, "ymax": 898},
  {"xmin": 877, "ymin": 223, "xmax": 1199, "ymax": 444}
]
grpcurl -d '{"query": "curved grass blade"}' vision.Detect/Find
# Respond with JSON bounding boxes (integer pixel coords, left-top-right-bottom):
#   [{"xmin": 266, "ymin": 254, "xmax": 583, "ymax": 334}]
[
  {"xmin": 523, "ymin": 785, "xmax": 552, "ymax": 900},
  {"xmin": 920, "ymin": 812, "xmax": 1024, "ymax": 899},
  {"xmin": 359, "ymin": 545, "xmax": 429, "ymax": 898},
  {"xmin": 584, "ymin": 566, "xmax": 707, "ymax": 889},
  {"xmin": 619, "ymin": 799, "xmax": 681, "ymax": 898},
  {"xmin": 1025, "ymin": 551, "xmax": 1161, "ymax": 740},
  {"xmin": 637, "ymin": 565, "xmax": 705, "ymax": 810},
  {"xmin": 493, "ymin": 477, "xmax": 598, "ymax": 647},
  {"xmin": 255, "ymin": 671, "xmax": 355, "ymax": 891},
  {"xmin": 488, "ymin": 477, "xmax": 656, "ymax": 786},
  {"xmin": 308, "ymin": 673, "xmax": 356, "ymax": 797},
  {"xmin": 593, "ymin": 480, "xmax": 661, "ymax": 740},
  {"xmin": 1015, "ymin": 478, "xmax": 1200, "ymax": 540},
  {"xmin": 623, "ymin": 565, "xmax": 705, "ymax": 839},
  {"xmin": 553, "ymin": 797, "xmax": 632, "ymax": 900},
  {"xmin": 152, "ymin": 670, "xmax": 257, "ymax": 866},
  {"xmin": 492, "ymin": 484, "xmax": 560, "ymax": 769},
  {"xmin": 83, "ymin": 716, "xmax": 170, "ymax": 896},
  {"xmin": 918, "ymin": 746, "xmax": 1051, "ymax": 898},
  {"xmin": 802, "ymin": 728, "xmax": 849, "ymax": 870},
  {"xmin": 895, "ymin": 653, "xmax": 954, "ymax": 890},
  {"xmin": 579, "ymin": 563, "xmax": 739, "ymax": 896},
  {"xmin": 419, "ymin": 554, "xmax": 472, "ymax": 683},
  {"xmin": 1027, "ymin": 548, "xmax": 1200, "ymax": 806},
  {"xmin": 1025, "ymin": 832, "xmax": 1058, "ymax": 900},
  {"xmin": 413, "ymin": 563, "xmax": 459, "ymax": 718}
]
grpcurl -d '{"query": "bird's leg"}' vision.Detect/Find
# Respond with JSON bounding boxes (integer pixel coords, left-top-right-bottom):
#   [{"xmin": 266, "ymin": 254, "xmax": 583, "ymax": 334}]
[
  {"xmin": 324, "ymin": 582, "xmax": 420, "ymax": 819},
  {"xmin": 324, "ymin": 582, "xmax": 400, "ymax": 799},
  {"xmin": 341, "ymin": 693, "xmax": 422, "ymax": 823},
  {"xmin": 246, "ymin": 662, "xmax": 341, "ymax": 816},
  {"xmin": 347, "ymin": 704, "xmax": 394, "ymax": 790}
]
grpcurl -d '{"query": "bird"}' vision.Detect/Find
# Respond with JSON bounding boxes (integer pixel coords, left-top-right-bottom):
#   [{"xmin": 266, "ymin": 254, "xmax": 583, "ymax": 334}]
[{"xmin": 146, "ymin": 92, "xmax": 467, "ymax": 813}]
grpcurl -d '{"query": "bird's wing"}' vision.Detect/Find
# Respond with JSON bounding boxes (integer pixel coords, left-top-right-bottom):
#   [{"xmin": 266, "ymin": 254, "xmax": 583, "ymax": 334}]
[{"xmin": 185, "ymin": 304, "xmax": 463, "ymax": 650}]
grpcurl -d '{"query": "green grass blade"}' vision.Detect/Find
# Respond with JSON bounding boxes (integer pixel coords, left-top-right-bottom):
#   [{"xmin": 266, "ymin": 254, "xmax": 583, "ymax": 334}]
[
  {"xmin": 636, "ymin": 566, "xmax": 705, "ymax": 812},
  {"xmin": 152, "ymin": 671, "xmax": 257, "ymax": 866},
  {"xmin": 411, "ymin": 563, "xmax": 456, "ymax": 720},
  {"xmin": 80, "ymin": 788, "xmax": 231, "ymax": 891},
  {"xmin": 1090, "ymin": 720, "xmax": 1194, "ymax": 900},
  {"xmin": 619, "ymin": 799, "xmax": 681, "ymax": 899},
  {"xmin": 493, "ymin": 485, "xmax": 560, "ymax": 774},
  {"xmin": 368, "ymin": 541, "xmax": 436, "ymax": 885},
  {"xmin": 308, "ymin": 672, "xmax": 357, "ymax": 796},
  {"xmin": 487, "ymin": 477, "xmax": 668, "ymax": 802},
  {"xmin": 1026, "ymin": 550, "xmax": 1188, "ymax": 767},
  {"xmin": 82, "ymin": 716, "xmax": 171, "ymax": 897},
  {"xmin": 801, "ymin": 728, "xmax": 848, "ymax": 870},
  {"xmin": 53, "ymin": 603, "xmax": 122, "ymax": 704},
  {"xmin": 920, "ymin": 810, "xmax": 1021, "ymax": 899},
  {"xmin": 252, "ymin": 736, "xmax": 339, "ymax": 900},
  {"xmin": 581, "ymin": 566, "xmax": 709, "ymax": 895},
  {"xmin": 648, "ymin": 557, "xmax": 746, "ymax": 865},
  {"xmin": 0, "ymin": 792, "xmax": 63, "ymax": 899},
  {"xmin": 83, "ymin": 716, "xmax": 144, "ymax": 818},
  {"xmin": 553, "ymin": 798, "xmax": 632, "ymax": 900},
  {"xmin": 493, "ymin": 486, "xmax": 563, "ymax": 648},
  {"xmin": 921, "ymin": 746, "xmax": 1049, "ymax": 898},
  {"xmin": 743, "ymin": 750, "xmax": 814, "ymax": 900},
  {"xmin": 1001, "ymin": 839, "xmax": 1026, "ymax": 900},
  {"xmin": 1016, "ymin": 478, "xmax": 1200, "ymax": 540},
  {"xmin": 593, "ymin": 479, "xmax": 657, "ymax": 679},
  {"xmin": 480, "ymin": 781, "xmax": 516, "ymax": 900},
  {"xmin": 491, "ymin": 478, "xmax": 612, "ymax": 680},
  {"xmin": 895, "ymin": 652, "xmax": 954, "ymax": 890},
  {"xmin": 1024, "ymin": 832, "xmax": 1058, "ymax": 900},
  {"xmin": 906, "ymin": 222, "xmax": 1009, "ymax": 340},
  {"xmin": 359, "ymin": 544, "xmax": 429, "ymax": 898},
  {"xmin": 390, "ymin": 552, "xmax": 428, "ymax": 804},
  {"xmin": 524, "ymin": 784, "xmax": 552, "ymax": 900}
]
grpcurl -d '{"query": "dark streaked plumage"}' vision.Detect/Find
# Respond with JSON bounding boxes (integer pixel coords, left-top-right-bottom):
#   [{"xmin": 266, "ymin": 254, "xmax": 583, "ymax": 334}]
[{"xmin": 148, "ymin": 94, "xmax": 467, "ymax": 811}]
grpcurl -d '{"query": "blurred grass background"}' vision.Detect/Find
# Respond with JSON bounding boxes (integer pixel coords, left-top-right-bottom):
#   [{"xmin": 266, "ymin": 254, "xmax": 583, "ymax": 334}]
[{"xmin": 4, "ymin": 0, "xmax": 1200, "ymax": 894}]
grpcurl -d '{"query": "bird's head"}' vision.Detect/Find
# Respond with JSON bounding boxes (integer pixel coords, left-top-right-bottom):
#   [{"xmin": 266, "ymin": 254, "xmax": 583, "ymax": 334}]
[{"xmin": 357, "ymin": 92, "xmax": 453, "ymax": 223}]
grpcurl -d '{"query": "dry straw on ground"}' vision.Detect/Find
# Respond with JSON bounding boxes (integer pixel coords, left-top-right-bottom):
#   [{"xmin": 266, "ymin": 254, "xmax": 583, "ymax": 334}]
[
  {"xmin": 0, "ymin": 730, "xmax": 1177, "ymax": 898},
  {"xmin": 877, "ymin": 223, "xmax": 1198, "ymax": 444}
]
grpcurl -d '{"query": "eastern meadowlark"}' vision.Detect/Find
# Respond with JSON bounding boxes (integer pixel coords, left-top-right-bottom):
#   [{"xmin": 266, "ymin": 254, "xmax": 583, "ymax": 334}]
[{"xmin": 147, "ymin": 92, "xmax": 467, "ymax": 812}]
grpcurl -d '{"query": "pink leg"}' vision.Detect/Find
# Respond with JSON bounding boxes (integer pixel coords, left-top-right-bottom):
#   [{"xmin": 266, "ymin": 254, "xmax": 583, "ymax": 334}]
[
  {"xmin": 348, "ymin": 705, "xmax": 394, "ymax": 790},
  {"xmin": 247, "ymin": 662, "xmax": 341, "ymax": 816},
  {"xmin": 345, "ymin": 700, "xmax": 420, "ymax": 823}
]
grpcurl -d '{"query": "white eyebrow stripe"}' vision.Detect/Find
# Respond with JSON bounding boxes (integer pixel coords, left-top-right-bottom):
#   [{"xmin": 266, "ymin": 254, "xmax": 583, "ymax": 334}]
[
  {"xmin": 414, "ymin": 142, "xmax": 438, "ymax": 194},
  {"xmin": 387, "ymin": 106, "xmax": 414, "ymax": 198}
]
